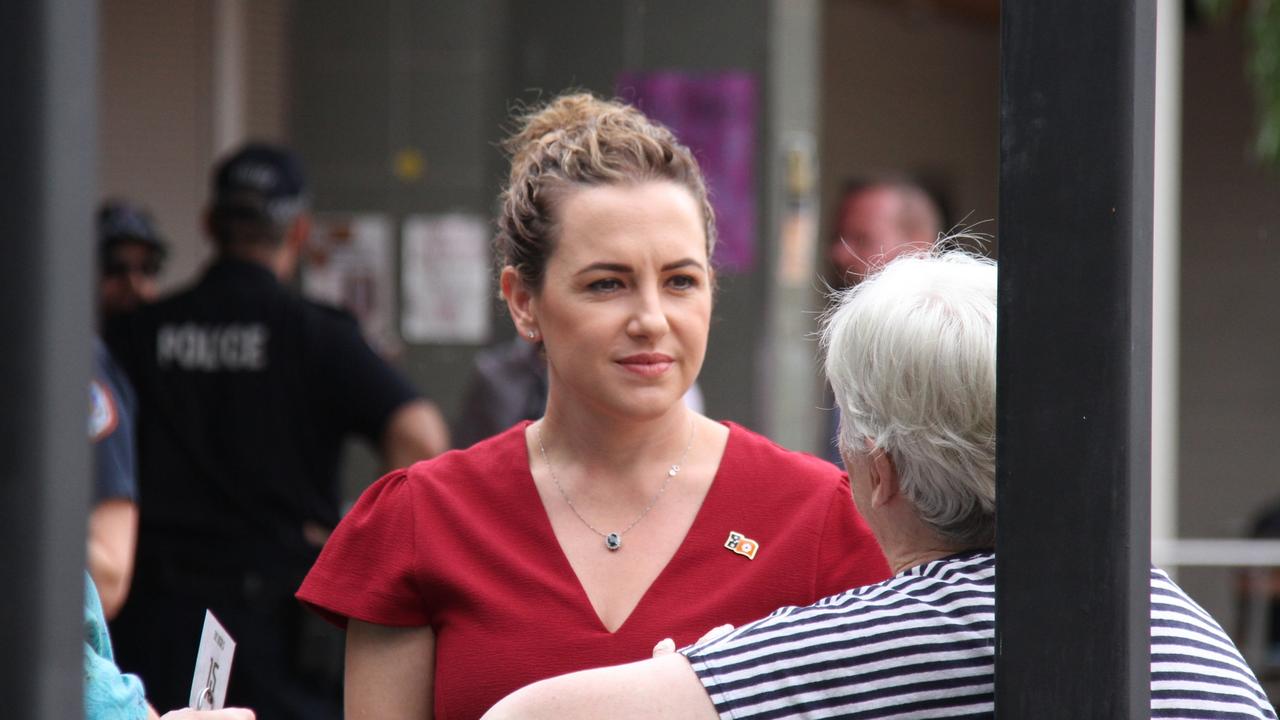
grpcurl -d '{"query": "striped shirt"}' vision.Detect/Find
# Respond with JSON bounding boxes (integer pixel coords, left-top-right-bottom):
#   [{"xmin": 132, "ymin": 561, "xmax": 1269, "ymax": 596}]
[{"xmin": 682, "ymin": 552, "xmax": 1276, "ymax": 719}]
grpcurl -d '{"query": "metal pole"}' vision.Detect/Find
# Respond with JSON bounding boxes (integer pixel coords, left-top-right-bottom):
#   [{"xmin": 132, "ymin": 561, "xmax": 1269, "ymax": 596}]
[
  {"xmin": 0, "ymin": 0, "xmax": 97, "ymax": 717},
  {"xmin": 995, "ymin": 2, "xmax": 1154, "ymax": 718}
]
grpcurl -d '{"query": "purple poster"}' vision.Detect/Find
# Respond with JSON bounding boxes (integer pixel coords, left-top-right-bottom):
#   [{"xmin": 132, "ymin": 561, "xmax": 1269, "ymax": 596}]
[{"xmin": 616, "ymin": 71, "xmax": 758, "ymax": 273}]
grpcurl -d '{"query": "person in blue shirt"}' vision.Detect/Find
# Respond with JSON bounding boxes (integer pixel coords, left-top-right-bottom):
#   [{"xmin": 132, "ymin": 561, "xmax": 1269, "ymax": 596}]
[{"xmin": 89, "ymin": 336, "xmax": 141, "ymax": 619}]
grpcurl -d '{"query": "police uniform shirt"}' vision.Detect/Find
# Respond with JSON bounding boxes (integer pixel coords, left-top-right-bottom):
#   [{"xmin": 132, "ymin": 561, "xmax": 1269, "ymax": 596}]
[
  {"xmin": 90, "ymin": 337, "xmax": 139, "ymax": 505},
  {"xmin": 106, "ymin": 257, "xmax": 419, "ymax": 566}
]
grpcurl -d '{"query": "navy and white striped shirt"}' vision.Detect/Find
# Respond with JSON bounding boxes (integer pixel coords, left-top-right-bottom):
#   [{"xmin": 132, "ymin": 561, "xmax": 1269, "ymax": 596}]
[{"xmin": 682, "ymin": 552, "xmax": 1275, "ymax": 719}]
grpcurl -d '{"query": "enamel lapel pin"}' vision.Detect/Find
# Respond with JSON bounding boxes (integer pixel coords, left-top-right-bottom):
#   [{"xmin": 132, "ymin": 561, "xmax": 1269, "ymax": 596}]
[{"xmin": 724, "ymin": 531, "xmax": 759, "ymax": 560}]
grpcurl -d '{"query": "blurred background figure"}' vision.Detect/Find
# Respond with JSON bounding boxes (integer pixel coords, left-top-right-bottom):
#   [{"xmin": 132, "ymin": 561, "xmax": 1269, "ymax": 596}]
[
  {"xmin": 106, "ymin": 142, "xmax": 449, "ymax": 719},
  {"xmin": 822, "ymin": 177, "xmax": 945, "ymax": 463},
  {"xmin": 453, "ymin": 336, "xmax": 548, "ymax": 448},
  {"xmin": 90, "ymin": 202, "xmax": 160, "ymax": 620},
  {"xmin": 827, "ymin": 177, "xmax": 944, "ymax": 287},
  {"xmin": 1236, "ymin": 503, "xmax": 1280, "ymax": 680},
  {"xmin": 455, "ymin": 335, "xmax": 705, "ymax": 449},
  {"xmin": 97, "ymin": 200, "xmax": 168, "ymax": 323},
  {"xmin": 88, "ymin": 335, "xmax": 140, "ymax": 621}
]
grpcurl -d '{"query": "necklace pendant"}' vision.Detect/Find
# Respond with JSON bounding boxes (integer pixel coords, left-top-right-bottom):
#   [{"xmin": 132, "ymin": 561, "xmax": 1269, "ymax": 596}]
[{"xmin": 605, "ymin": 532, "xmax": 622, "ymax": 551}]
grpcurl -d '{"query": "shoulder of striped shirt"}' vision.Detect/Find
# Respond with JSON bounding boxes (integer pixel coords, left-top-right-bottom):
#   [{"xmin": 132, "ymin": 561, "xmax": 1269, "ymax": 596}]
[
  {"xmin": 842, "ymin": 561, "xmax": 1273, "ymax": 718},
  {"xmin": 693, "ymin": 556, "xmax": 1273, "ymax": 718},
  {"xmin": 1149, "ymin": 569, "xmax": 1276, "ymax": 717}
]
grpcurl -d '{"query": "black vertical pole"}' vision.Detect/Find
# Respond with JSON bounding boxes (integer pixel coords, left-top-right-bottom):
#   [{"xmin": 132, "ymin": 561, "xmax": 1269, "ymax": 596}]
[
  {"xmin": 0, "ymin": 1, "xmax": 96, "ymax": 717},
  {"xmin": 995, "ymin": 2, "xmax": 1154, "ymax": 718}
]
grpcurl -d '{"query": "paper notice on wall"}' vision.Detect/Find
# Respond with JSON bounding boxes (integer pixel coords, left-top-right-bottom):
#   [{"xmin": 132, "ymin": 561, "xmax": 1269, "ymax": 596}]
[
  {"xmin": 301, "ymin": 213, "xmax": 401, "ymax": 357},
  {"xmin": 400, "ymin": 213, "xmax": 491, "ymax": 344}
]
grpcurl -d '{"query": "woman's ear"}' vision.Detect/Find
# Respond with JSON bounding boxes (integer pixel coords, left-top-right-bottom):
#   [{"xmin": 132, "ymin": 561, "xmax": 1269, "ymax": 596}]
[
  {"xmin": 500, "ymin": 266, "xmax": 538, "ymax": 340},
  {"xmin": 865, "ymin": 440, "xmax": 901, "ymax": 510}
]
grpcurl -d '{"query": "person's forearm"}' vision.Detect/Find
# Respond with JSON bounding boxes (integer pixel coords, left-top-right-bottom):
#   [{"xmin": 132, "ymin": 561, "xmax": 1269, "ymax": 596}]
[
  {"xmin": 88, "ymin": 499, "xmax": 139, "ymax": 619},
  {"xmin": 88, "ymin": 540, "xmax": 130, "ymax": 618},
  {"xmin": 155, "ymin": 707, "xmax": 255, "ymax": 719},
  {"xmin": 482, "ymin": 654, "xmax": 718, "ymax": 720},
  {"xmin": 382, "ymin": 400, "xmax": 450, "ymax": 469}
]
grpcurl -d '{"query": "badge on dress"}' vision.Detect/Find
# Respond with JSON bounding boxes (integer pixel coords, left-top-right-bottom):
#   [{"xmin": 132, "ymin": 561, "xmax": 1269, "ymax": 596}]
[{"xmin": 724, "ymin": 531, "xmax": 759, "ymax": 560}]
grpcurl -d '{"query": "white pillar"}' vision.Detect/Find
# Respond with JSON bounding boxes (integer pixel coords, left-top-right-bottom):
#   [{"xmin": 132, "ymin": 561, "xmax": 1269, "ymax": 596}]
[
  {"xmin": 212, "ymin": 0, "xmax": 248, "ymax": 156},
  {"xmin": 761, "ymin": 0, "xmax": 822, "ymax": 453},
  {"xmin": 1151, "ymin": 0, "xmax": 1183, "ymax": 569}
]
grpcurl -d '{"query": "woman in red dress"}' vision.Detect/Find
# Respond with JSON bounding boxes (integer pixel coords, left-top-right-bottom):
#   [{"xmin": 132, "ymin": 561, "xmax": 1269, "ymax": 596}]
[{"xmin": 297, "ymin": 92, "xmax": 891, "ymax": 719}]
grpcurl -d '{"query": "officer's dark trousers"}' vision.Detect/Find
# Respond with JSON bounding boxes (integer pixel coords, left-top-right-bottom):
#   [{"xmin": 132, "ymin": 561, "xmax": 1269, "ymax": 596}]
[{"xmin": 111, "ymin": 556, "xmax": 343, "ymax": 720}]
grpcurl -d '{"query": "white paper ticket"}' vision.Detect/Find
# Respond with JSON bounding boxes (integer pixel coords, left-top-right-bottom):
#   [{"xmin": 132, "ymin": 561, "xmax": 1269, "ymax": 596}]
[{"xmin": 188, "ymin": 610, "xmax": 236, "ymax": 710}]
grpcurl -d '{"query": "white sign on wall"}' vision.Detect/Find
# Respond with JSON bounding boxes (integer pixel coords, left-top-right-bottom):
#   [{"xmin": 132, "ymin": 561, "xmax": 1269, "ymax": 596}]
[
  {"xmin": 301, "ymin": 213, "xmax": 401, "ymax": 358},
  {"xmin": 400, "ymin": 213, "xmax": 491, "ymax": 344}
]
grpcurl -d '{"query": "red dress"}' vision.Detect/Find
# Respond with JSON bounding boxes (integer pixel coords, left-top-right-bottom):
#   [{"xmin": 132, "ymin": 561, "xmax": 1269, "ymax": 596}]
[{"xmin": 297, "ymin": 421, "xmax": 890, "ymax": 719}]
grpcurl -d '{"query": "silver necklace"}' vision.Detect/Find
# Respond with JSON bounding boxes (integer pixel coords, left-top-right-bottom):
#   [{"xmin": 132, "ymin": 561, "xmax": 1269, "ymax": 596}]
[{"xmin": 535, "ymin": 418, "xmax": 695, "ymax": 552}]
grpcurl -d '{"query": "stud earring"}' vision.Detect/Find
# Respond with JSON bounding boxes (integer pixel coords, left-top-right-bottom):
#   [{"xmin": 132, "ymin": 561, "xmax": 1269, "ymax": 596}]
[{"xmin": 528, "ymin": 330, "xmax": 537, "ymax": 339}]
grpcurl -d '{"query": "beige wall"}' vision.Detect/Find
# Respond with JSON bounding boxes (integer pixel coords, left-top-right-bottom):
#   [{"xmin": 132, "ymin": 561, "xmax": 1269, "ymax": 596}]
[
  {"xmin": 1179, "ymin": 16, "xmax": 1280, "ymax": 541},
  {"xmin": 244, "ymin": 1, "xmax": 292, "ymax": 144},
  {"xmin": 820, "ymin": 1, "xmax": 999, "ymax": 250},
  {"xmin": 100, "ymin": 0, "xmax": 214, "ymax": 290},
  {"xmin": 99, "ymin": 0, "xmax": 290, "ymax": 292},
  {"xmin": 1176, "ymin": 14, "xmax": 1280, "ymax": 646}
]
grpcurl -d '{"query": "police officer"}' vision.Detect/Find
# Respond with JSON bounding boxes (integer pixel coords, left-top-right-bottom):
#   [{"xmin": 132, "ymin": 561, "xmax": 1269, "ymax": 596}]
[
  {"xmin": 88, "ymin": 335, "xmax": 141, "ymax": 621},
  {"xmin": 97, "ymin": 200, "xmax": 168, "ymax": 323},
  {"xmin": 106, "ymin": 143, "xmax": 449, "ymax": 719},
  {"xmin": 91, "ymin": 201, "xmax": 167, "ymax": 617}
]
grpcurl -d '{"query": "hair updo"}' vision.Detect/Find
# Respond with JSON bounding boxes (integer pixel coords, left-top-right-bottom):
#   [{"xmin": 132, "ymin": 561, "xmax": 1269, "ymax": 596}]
[{"xmin": 496, "ymin": 93, "xmax": 716, "ymax": 291}]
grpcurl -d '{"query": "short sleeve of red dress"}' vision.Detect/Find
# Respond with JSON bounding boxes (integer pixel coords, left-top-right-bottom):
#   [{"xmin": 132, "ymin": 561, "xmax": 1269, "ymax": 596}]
[
  {"xmin": 297, "ymin": 468, "xmax": 427, "ymax": 628},
  {"xmin": 814, "ymin": 475, "xmax": 892, "ymax": 599}
]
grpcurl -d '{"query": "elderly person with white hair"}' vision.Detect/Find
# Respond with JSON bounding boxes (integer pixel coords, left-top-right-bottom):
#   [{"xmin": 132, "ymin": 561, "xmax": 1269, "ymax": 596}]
[{"xmin": 483, "ymin": 250, "xmax": 1276, "ymax": 719}]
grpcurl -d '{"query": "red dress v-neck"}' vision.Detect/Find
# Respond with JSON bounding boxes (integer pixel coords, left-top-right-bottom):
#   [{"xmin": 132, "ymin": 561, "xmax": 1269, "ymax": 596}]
[{"xmin": 298, "ymin": 421, "xmax": 890, "ymax": 719}]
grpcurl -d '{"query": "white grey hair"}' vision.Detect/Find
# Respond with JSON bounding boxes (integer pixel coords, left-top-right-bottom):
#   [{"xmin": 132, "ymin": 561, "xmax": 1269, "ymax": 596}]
[{"xmin": 820, "ymin": 249, "xmax": 997, "ymax": 548}]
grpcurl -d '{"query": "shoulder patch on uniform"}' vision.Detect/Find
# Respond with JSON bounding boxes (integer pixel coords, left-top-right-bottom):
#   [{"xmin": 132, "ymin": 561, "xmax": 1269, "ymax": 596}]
[{"xmin": 89, "ymin": 379, "xmax": 118, "ymax": 442}]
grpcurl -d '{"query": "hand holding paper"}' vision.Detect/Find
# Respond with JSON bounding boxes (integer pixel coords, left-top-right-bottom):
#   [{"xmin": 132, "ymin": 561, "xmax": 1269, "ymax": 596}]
[{"xmin": 154, "ymin": 708, "xmax": 255, "ymax": 720}]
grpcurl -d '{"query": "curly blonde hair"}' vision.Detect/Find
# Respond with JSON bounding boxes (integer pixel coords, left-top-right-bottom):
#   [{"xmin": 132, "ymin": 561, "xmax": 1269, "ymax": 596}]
[{"xmin": 496, "ymin": 93, "xmax": 716, "ymax": 290}]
